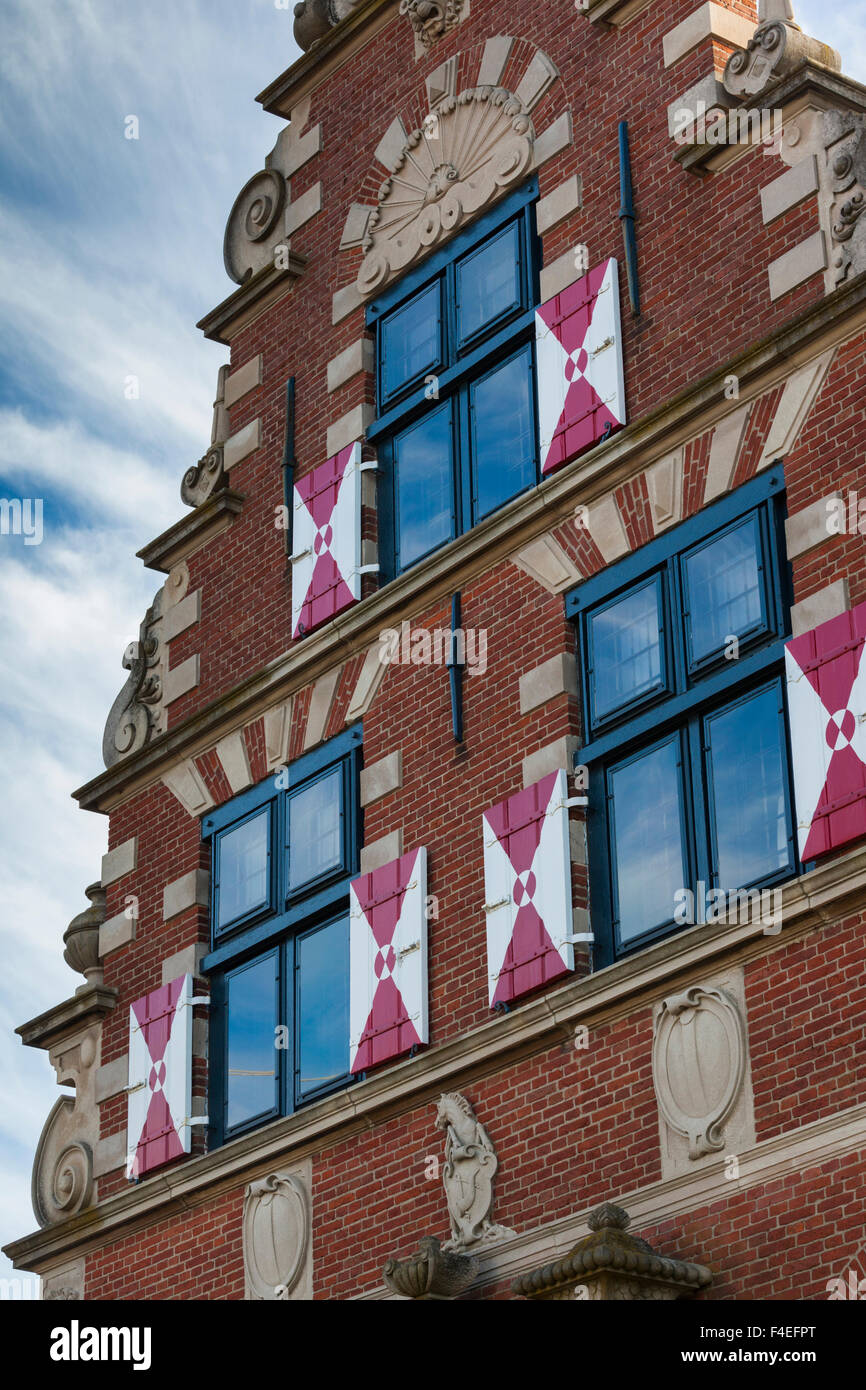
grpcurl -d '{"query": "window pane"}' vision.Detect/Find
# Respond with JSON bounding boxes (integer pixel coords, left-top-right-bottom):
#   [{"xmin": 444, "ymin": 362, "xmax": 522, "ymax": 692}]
[
  {"xmin": 227, "ymin": 956, "xmax": 277, "ymax": 1129},
  {"xmin": 288, "ymin": 767, "xmax": 343, "ymax": 891},
  {"xmin": 218, "ymin": 811, "xmax": 269, "ymax": 928},
  {"xmin": 381, "ymin": 282, "xmax": 441, "ymax": 399},
  {"xmin": 471, "ymin": 346, "xmax": 535, "ymax": 520},
  {"xmin": 609, "ymin": 739, "xmax": 687, "ymax": 945},
  {"xmin": 297, "ymin": 917, "xmax": 349, "ymax": 1098},
  {"xmin": 685, "ymin": 518, "xmax": 764, "ymax": 665},
  {"xmin": 590, "ymin": 581, "xmax": 664, "ymax": 723},
  {"xmin": 395, "ymin": 402, "xmax": 454, "ymax": 567},
  {"xmin": 706, "ymin": 685, "xmax": 790, "ymax": 887},
  {"xmin": 457, "ymin": 223, "xmax": 521, "ymax": 344}
]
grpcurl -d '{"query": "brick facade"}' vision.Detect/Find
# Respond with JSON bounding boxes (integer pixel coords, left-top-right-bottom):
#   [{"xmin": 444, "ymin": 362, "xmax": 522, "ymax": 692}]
[{"xmin": 7, "ymin": 0, "xmax": 866, "ymax": 1305}]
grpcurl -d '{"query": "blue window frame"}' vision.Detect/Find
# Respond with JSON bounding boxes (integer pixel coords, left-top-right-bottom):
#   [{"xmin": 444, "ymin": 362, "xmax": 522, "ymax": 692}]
[
  {"xmin": 566, "ymin": 466, "xmax": 798, "ymax": 965},
  {"xmin": 203, "ymin": 724, "xmax": 362, "ymax": 1145},
  {"xmin": 367, "ymin": 179, "xmax": 541, "ymax": 577}
]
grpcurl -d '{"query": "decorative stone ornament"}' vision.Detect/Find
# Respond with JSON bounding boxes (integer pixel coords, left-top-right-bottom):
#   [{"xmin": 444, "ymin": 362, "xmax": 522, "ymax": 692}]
[
  {"xmin": 357, "ymin": 87, "xmax": 535, "ymax": 296},
  {"xmin": 63, "ymin": 884, "xmax": 106, "ymax": 989},
  {"xmin": 181, "ymin": 365, "xmax": 230, "ymax": 508},
  {"xmin": 435, "ymin": 1093, "xmax": 514, "ymax": 1251},
  {"xmin": 243, "ymin": 1169, "xmax": 312, "ymax": 1300},
  {"xmin": 102, "ymin": 562, "xmax": 191, "ymax": 768},
  {"xmin": 512, "ymin": 1203, "xmax": 713, "ymax": 1301},
  {"xmin": 723, "ymin": 3, "xmax": 840, "ymax": 102},
  {"xmin": 224, "ymin": 170, "xmax": 287, "ymax": 285},
  {"xmin": 292, "ymin": 0, "xmax": 366, "ymax": 51},
  {"xmin": 399, "ymin": 0, "xmax": 467, "ymax": 52},
  {"xmin": 102, "ymin": 602, "xmax": 164, "ymax": 768},
  {"xmin": 652, "ymin": 985, "xmax": 746, "ymax": 1161},
  {"xmin": 32, "ymin": 1023, "xmax": 102, "ymax": 1227},
  {"xmin": 383, "ymin": 1235, "xmax": 479, "ymax": 1300},
  {"xmin": 824, "ymin": 111, "xmax": 866, "ymax": 288}
]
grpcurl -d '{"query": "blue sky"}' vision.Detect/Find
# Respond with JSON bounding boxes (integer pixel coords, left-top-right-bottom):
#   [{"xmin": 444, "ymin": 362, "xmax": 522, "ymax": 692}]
[{"xmin": 0, "ymin": 0, "xmax": 862, "ymax": 1292}]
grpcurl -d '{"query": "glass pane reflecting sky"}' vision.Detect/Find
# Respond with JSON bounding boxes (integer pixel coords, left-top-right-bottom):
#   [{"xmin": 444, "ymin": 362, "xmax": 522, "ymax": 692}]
[
  {"xmin": 707, "ymin": 686, "xmax": 789, "ymax": 887},
  {"xmin": 610, "ymin": 739, "xmax": 686, "ymax": 943}
]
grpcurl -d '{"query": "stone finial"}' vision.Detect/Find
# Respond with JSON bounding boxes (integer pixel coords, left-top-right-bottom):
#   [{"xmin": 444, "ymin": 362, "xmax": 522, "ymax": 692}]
[
  {"xmin": 63, "ymin": 883, "xmax": 106, "ymax": 988},
  {"xmin": 759, "ymin": 0, "xmax": 795, "ymax": 21},
  {"xmin": 512, "ymin": 1203, "xmax": 713, "ymax": 1301},
  {"xmin": 383, "ymin": 1236, "xmax": 479, "ymax": 1299}
]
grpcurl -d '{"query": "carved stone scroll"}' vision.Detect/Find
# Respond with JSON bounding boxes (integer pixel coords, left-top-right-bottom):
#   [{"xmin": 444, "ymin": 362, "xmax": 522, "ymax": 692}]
[{"xmin": 181, "ymin": 365, "xmax": 230, "ymax": 508}]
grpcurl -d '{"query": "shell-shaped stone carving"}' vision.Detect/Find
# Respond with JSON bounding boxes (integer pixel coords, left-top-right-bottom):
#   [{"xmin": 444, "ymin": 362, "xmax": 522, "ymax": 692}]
[
  {"xmin": 652, "ymin": 986, "xmax": 746, "ymax": 1160},
  {"xmin": 224, "ymin": 169, "xmax": 287, "ymax": 286},
  {"xmin": 243, "ymin": 1172, "xmax": 311, "ymax": 1300},
  {"xmin": 357, "ymin": 87, "xmax": 535, "ymax": 297}
]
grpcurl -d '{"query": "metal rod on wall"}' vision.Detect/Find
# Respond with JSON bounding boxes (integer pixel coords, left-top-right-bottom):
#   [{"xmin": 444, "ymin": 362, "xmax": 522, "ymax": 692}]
[
  {"xmin": 618, "ymin": 121, "xmax": 640, "ymax": 317},
  {"xmin": 281, "ymin": 376, "xmax": 296, "ymax": 557}
]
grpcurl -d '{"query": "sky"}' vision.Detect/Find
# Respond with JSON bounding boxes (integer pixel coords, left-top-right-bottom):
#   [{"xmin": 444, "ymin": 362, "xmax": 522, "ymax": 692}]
[{"xmin": 0, "ymin": 0, "xmax": 862, "ymax": 1294}]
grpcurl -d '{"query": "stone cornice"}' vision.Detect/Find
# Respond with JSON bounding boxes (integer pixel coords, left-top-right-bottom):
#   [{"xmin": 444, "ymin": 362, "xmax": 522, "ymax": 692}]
[
  {"xmin": 137, "ymin": 490, "xmax": 244, "ymax": 575},
  {"xmin": 257, "ymin": 0, "xmax": 400, "ymax": 121},
  {"xmin": 197, "ymin": 255, "xmax": 307, "ymax": 347},
  {"xmin": 5, "ymin": 841, "xmax": 866, "ymax": 1275},
  {"xmin": 74, "ymin": 269, "xmax": 866, "ymax": 817},
  {"xmin": 676, "ymin": 62, "xmax": 866, "ymax": 177},
  {"xmin": 17, "ymin": 986, "xmax": 118, "ymax": 1053}
]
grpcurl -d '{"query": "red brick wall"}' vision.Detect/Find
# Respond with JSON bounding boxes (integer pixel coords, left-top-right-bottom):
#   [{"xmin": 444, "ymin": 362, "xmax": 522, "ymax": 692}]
[{"xmin": 83, "ymin": 0, "xmax": 866, "ymax": 1301}]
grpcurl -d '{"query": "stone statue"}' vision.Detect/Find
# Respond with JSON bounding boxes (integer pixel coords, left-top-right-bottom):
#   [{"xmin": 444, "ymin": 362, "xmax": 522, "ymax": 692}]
[{"xmin": 434, "ymin": 1092, "xmax": 513, "ymax": 1250}]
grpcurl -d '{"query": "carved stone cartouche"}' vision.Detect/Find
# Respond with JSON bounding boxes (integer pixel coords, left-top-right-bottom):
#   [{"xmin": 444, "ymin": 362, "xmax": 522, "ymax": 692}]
[
  {"xmin": 383, "ymin": 1235, "xmax": 479, "ymax": 1299},
  {"xmin": 243, "ymin": 1171, "xmax": 312, "ymax": 1300},
  {"xmin": 512, "ymin": 1203, "xmax": 713, "ymax": 1301},
  {"xmin": 435, "ymin": 1092, "xmax": 514, "ymax": 1251},
  {"xmin": 652, "ymin": 985, "xmax": 746, "ymax": 1161}
]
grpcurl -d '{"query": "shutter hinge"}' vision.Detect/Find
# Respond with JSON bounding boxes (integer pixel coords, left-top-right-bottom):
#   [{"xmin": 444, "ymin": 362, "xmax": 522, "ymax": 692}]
[
  {"xmin": 357, "ymin": 563, "xmax": 380, "ymax": 576},
  {"xmin": 359, "ymin": 459, "xmax": 379, "ymax": 473},
  {"xmin": 185, "ymin": 1116, "xmax": 209, "ymax": 1128},
  {"xmin": 123, "ymin": 1081, "xmax": 147, "ymax": 1095},
  {"xmin": 563, "ymin": 931, "xmax": 595, "ymax": 944},
  {"xmin": 396, "ymin": 940, "xmax": 420, "ymax": 960},
  {"xmin": 189, "ymin": 995, "xmax": 211, "ymax": 1008},
  {"xmin": 563, "ymin": 795, "xmax": 588, "ymax": 809},
  {"xmin": 484, "ymin": 897, "xmax": 510, "ymax": 913},
  {"xmin": 290, "ymin": 548, "xmax": 312, "ymax": 563}
]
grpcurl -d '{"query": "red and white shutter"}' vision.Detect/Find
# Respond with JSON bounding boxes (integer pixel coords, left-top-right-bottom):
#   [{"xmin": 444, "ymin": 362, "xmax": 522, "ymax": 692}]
[
  {"xmin": 126, "ymin": 974, "xmax": 193, "ymax": 1179},
  {"xmin": 785, "ymin": 599, "xmax": 866, "ymax": 860},
  {"xmin": 483, "ymin": 770, "xmax": 574, "ymax": 1007},
  {"xmin": 535, "ymin": 257, "xmax": 626, "ymax": 477},
  {"xmin": 349, "ymin": 848, "xmax": 428, "ymax": 1073},
  {"xmin": 291, "ymin": 441, "xmax": 367, "ymax": 639}
]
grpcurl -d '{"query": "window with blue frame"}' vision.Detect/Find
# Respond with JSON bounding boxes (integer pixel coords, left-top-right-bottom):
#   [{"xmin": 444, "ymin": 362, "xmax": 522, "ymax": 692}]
[
  {"xmin": 566, "ymin": 466, "xmax": 798, "ymax": 967},
  {"xmin": 366, "ymin": 179, "xmax": 541, "ymax": 576},
  {"xmin": 202, "ymin": 725, "xmax": 362, "ymax": 1145}
]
